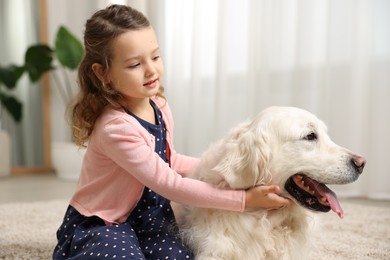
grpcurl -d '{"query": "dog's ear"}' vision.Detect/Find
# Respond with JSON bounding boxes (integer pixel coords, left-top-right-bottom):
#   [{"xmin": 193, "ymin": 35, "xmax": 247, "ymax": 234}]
[{"xmin": 213, "ymin": 125, "xmax": 272, "ymax": 189}]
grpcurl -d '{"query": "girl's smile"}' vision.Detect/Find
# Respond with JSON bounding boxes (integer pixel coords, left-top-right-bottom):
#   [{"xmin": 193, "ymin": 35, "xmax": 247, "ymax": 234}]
[{"xmin": 143, "ymin": 78, "xmax": 159, "ymax": 88}]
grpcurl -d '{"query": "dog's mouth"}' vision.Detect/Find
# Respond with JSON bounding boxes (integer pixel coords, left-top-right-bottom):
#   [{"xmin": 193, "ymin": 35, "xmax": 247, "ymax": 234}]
[{"xmin": 285, "ymin": 174, "xmax": 344, "ymax": 218}]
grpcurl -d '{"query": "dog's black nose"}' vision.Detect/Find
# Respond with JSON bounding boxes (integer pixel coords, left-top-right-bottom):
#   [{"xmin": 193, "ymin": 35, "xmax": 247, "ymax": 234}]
[{"xmin": 351, "ymin": 155, "xmax": 366, "ymax": 174}]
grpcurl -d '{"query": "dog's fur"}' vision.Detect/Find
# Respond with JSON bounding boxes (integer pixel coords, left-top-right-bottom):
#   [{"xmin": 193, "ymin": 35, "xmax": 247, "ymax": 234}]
[{"xmin": 176, "ymin": 106, "xmax": 365, "ymax": 260}]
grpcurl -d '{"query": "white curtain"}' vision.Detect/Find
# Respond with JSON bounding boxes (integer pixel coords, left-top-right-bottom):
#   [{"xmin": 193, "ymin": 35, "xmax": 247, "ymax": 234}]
[{"xmin": 157, "ymin": 0, "xmax": 390, "ymax": 199}]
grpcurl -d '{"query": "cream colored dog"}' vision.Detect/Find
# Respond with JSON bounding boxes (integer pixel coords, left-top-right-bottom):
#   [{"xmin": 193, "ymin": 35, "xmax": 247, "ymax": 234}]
[{"xmin": 177, "ymin": 106, "xmax": 366, "ymax": 260}]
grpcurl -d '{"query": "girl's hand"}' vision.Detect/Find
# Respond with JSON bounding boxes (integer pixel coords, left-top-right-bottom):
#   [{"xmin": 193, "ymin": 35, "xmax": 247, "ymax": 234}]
[{"xmin": 245, "ymin": 185, "xmax": 293, "ymax": 210}]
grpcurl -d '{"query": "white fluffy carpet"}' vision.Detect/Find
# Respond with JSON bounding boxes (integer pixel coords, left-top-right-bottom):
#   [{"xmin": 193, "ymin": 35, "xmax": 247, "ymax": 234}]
[{"xmin": 0, "ymin": 200, "xmax": 389, "ymax": 259}]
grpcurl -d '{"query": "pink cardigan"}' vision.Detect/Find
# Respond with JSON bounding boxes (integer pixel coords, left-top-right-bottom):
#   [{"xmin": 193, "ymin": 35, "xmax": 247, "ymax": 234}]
[{"xmin": 70, "ymin": 97, "xmax": 245, "ymax": 224}]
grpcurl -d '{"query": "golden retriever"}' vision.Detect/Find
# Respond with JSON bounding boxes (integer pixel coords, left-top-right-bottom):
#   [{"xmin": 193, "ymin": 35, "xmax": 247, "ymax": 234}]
[{"xmin": 176, "ymin": 106, "xmax": 366, "ymax": 260}]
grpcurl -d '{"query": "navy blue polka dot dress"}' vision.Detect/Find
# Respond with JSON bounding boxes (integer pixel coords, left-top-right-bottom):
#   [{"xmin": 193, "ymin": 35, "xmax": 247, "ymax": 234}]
[{"xmin": 53, "ymin": 100, "xmax": 194, "ymax": 259}]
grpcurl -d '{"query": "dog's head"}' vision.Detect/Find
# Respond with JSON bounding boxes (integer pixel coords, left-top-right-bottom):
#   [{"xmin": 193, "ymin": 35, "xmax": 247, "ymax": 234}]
[{"xmin": 213, "ymin": 106, "xmax": 365, "ymax": 218}]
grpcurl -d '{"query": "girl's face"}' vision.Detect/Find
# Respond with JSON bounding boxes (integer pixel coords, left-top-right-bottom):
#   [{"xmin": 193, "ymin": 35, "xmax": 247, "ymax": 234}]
[{"xmin": 106, "ymin": 27, "xmax": 164, "ymax": 105}]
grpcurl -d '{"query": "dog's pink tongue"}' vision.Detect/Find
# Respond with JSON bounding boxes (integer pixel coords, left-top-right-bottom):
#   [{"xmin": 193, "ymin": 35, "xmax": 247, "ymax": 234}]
[{"xmin": 317, "ymin": 184, "xmax": 344, "ymax": 218}]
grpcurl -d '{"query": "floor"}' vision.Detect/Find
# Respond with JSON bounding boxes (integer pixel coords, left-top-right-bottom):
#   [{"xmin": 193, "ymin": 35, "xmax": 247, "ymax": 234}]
[
  {"xmin": 0, "ymin": 173, "xmax": 390, "ymax": 208},
  {"xmin": 0, "ymin": 173, "xmax": 76, "ymax": 204}
]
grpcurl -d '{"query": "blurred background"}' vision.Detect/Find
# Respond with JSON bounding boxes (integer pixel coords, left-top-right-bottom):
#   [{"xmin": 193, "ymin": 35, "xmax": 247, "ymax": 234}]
[{"xmin": 1, "ymin": 0, "xmax": 389, "ymax": 200}]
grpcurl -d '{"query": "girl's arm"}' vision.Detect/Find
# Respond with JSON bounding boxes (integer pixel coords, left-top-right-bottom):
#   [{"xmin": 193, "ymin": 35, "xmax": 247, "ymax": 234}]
[
  {"xmin": 169, "ymin": 150, "xmax": 200, "ymax": 177},
  {"xmin": 100, "ymin": 118, "xmax": 245, "ymax": 212}
]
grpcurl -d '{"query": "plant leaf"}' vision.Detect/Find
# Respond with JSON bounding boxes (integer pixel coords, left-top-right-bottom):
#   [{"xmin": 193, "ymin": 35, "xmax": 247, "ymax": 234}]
[
  {"xmin": 25, "ymin": 44, "xmax": 54, "ymax": 82},
  {"xmin": 0, "ymin": 93, "xmax": 23, "ymax": 122},
  {"xmin": 55, "ymin": 26, "xmax": 84, "ymax": 69},
  {"xmin": 0, "ymin": 65, "xmax": 25, "ymax": 89}
]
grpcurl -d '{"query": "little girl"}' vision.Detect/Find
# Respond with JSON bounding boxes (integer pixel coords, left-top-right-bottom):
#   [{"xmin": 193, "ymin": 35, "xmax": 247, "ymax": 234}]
[{"xmin": 53, "ymin": 4, "xmax": 291, "ymax": 259}]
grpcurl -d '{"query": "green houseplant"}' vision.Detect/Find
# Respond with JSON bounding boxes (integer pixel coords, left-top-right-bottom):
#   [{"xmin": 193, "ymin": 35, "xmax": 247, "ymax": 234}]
[
  {"xmin": 0, "ymin": 25, "xmax": 84, "ymax": 177},
  {"xmin": 0, "ymin": 25, "xmax": 84, "ymax": 122}
]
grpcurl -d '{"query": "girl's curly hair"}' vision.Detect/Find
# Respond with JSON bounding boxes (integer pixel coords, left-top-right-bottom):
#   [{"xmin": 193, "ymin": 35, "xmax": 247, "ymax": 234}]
[{"xmin": 71, "ymin": 4, "xmax": 165, "ymax": 147}]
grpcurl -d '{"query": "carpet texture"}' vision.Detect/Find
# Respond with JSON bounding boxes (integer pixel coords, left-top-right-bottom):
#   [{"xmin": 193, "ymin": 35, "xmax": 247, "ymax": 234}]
[{"xmin": 0, "ymin": 200, "xmax": 389, "ymax": 260}]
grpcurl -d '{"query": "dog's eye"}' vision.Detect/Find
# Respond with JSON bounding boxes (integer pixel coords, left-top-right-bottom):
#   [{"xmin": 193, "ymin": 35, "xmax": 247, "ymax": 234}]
[{"xmin": 304, "ymin": 132, "xmax": 317, "ymax": 141}]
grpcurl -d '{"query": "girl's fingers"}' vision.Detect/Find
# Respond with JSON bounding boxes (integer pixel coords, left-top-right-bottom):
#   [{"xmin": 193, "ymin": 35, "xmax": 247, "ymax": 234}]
[{"xmin": 262, "ymin": 185, "xmax": 281, "ymax": 194}]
